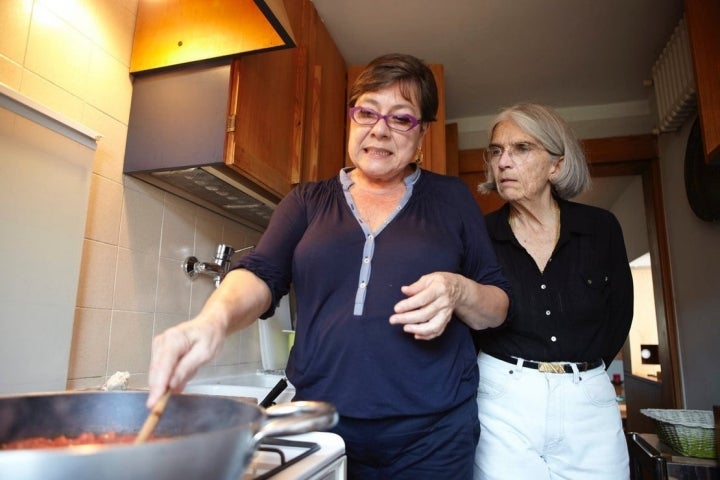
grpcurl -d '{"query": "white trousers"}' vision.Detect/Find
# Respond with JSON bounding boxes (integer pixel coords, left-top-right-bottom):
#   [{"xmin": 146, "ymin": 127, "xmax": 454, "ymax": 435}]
[{"xmin": 474, "ymin": 352, "xmax": 629, "ymax": 480}]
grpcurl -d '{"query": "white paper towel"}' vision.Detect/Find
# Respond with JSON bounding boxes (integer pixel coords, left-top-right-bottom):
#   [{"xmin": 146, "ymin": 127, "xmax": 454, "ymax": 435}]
[{"xmin": 258, "ymin": 294, "xmax": 293, "ymax": 371}]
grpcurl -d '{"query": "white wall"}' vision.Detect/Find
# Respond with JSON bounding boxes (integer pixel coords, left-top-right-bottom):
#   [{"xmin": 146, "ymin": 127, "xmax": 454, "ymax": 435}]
[
  {"xmin": 658, "ymin": 116, "xmax": 720, "ymax": 408},
  {"xmin": 611, "ymin": 176, "xmax": 650, "ymax": 264},
  {"xmin": 450, "ymin": 100, "xmax": 656, "ymax": 151}
]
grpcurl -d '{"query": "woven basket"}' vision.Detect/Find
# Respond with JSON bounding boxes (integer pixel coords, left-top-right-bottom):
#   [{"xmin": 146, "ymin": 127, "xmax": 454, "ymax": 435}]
[{"xmin": 641, "ymin": 409, "xmax": 717, "ymax": 459}]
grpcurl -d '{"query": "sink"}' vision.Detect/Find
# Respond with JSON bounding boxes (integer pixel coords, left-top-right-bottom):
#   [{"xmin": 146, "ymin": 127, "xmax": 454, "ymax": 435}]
[
  {"xmin": 185, "ymin": 373, "xmax": 295, "ymax": 404},
  {"xmin": 191, "ymin": 373, "xmax": 288, "ymax": 388}
]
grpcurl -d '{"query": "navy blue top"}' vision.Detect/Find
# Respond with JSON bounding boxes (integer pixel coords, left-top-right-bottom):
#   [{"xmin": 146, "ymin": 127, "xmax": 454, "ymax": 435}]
[
  {"xmin": 237, "ymin": 167, "xmax": 510, "ymax": 419},
  {"xmin": 475, "ymin": 199, "xmax": 633, "ymax": 368}
]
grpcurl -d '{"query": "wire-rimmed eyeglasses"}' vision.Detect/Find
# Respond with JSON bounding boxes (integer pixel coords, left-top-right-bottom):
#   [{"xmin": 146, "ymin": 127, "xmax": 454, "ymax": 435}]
[
  {"xmin": 483, "ymin": 142, "xmax": 561, "ymax": 164},
  {"xmin": 348, "ymin": 106, "xmax": 421, "ymax": 132}
]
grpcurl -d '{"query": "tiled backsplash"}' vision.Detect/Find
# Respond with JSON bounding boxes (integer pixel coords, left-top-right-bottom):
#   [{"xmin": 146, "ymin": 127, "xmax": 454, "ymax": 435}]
[
  {"xmin": 70, "ymin": 177, "xmax": 265, "ymax": 390},
  {"xmin": 1, "ymin": 0, "xmax": 264, "ymax": 391}
]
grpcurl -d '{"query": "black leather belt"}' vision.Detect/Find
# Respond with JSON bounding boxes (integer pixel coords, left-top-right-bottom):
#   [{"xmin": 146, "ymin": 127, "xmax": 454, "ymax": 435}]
[{"xmin": 486, "ymin": 352, "xmax": 603, "ymax": 373}]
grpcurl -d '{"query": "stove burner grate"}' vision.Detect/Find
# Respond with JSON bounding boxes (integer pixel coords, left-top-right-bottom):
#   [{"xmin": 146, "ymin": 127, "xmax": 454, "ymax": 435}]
[{"xmin": 251, "ymin": 438, "xmax": 320, "ymax": 480}]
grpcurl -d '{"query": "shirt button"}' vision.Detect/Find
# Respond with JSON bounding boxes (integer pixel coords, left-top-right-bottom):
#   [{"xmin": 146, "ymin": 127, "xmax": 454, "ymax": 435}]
[
  {"xmin": 360, "ymin": 282, "xmax": 366, "ymax": 288},
  {"xmin": 541, "ymin": 284, "xmax": 547, "ymax": 290},
  {"xmin": 367, "ymin": 234, "xmax": 373, "ymax": 239},
  {"xmin": 551, "ymin": 336, "xmax": 557, "ymax": 342},
  {"xmin": 545, "ymin": 310, "xmax": 551, "ymax": 316},
  {"xmin": 363, "ymin": 257, "xmax": 370, "ymax": 264}
]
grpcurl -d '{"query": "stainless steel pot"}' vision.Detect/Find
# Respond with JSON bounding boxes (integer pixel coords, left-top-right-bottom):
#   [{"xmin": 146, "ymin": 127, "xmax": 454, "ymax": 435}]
[{"xmin": 0, "ymin": 391, "xmax": 337, "ymax": 480}]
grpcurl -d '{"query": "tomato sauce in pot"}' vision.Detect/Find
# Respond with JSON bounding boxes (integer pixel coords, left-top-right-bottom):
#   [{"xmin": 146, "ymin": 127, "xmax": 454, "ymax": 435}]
[{"xmin": 1, "ymin": 432, "xmax": 160, "ymax": 450}]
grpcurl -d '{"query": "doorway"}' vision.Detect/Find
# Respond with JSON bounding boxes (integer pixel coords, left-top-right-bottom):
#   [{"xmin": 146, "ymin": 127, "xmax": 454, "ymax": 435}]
[{"xmin": 582, "ymin": 134, "xmax": 680, "ymax": 432}]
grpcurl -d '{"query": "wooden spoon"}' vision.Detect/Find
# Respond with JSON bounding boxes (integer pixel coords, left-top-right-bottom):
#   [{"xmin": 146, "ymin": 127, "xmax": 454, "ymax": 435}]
[{"xmin": 134, "ymin": 390, "xmax": 172, "ymax": 444}]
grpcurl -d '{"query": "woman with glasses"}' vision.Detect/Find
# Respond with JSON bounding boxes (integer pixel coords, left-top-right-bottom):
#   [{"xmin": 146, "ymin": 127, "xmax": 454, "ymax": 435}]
[
  {"xmin": 473, "ymin": 103, "xmax": 632, "ymax": 480},
  {"xmin": 146, "ymin": 53, "xmax": 510, "ymax": 479}
]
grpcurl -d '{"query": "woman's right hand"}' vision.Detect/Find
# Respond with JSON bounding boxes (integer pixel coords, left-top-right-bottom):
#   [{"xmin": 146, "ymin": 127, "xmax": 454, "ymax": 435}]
[
  {"xmin": 146, "ymin": 315, "xmax": 226, "ymax": 408},
  {"xmin": 145, "ymin": 268, "xmax": 273, "ymax": 408}
]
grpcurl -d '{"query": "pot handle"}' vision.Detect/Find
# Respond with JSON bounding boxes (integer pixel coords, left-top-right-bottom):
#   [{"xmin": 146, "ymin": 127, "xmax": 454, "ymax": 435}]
[{"xmin": 252, "ymin": 401, "xmax": 338, "ymax": 444}]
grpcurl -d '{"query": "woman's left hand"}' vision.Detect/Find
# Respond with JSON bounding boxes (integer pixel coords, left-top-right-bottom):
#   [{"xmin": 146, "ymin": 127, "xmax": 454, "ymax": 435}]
[{"xmin": 389, "ymin": 272, "xmax": 460, "ymax": 340}]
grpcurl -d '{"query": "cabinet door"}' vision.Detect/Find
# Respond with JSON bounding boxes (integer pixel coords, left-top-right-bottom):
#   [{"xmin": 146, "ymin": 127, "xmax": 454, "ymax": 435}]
[
  {"xmin": 458, "ymin": 149, "xmax": 505, "ymax": 215},
  {"xmin": 225, "ymin": 0, "xmax": 308, "ymax": 198},
  {"xmin": 685, "ymin": 0, "xmax": 720, "ymax": 162},
  {"xmin": 301, "ymin": 7, "xmax": 348, "ymax": 183},
  {"xmin": 346, "ymin": 64, "xmax": 446, "ymax": 175},
  {"xmin": 226, "ymin": 49, "xmax": 306, "ymax": 198}
]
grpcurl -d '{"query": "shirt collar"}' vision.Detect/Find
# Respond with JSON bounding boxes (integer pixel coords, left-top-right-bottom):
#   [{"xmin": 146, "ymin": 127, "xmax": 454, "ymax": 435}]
[
  {"xmin": 340, "ymin": 165, "xmax": 422, "ymax": 191},
  {"xmin": 490, "ymin": 197, "xmax": 595, "ymax": 243}
]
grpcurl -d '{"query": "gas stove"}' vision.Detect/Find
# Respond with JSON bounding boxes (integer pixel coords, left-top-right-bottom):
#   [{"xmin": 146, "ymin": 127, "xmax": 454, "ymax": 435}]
[{"xmin": 185, "ymin": 374, "xmax": 346, "ymax": 480}]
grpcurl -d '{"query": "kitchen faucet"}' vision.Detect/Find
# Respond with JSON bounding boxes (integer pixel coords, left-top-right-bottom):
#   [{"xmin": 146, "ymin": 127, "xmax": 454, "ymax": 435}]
[{"xmin": 182, "ymin": 244, "xmax": 254, "ymax": 288}]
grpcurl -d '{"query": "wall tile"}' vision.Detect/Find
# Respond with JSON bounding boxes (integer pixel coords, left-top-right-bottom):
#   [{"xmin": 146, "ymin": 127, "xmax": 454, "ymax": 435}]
[
  {"xmin": 113, "ymin": 247, "xmax": 158, "ymax": 313},
  {"xmin": 237, "ymin": 322, "xmax": 262, "ymax": 363},
  {"xmin": 154, "ymin": 312, "xmax": 188, "ymax": 337},
  {"xmin": 156, "ymin": 256, "xmax": 192, "ymax": 315},
  {"xmin": 195, "ymin": 361, "xmax": 262, "ymax": 383},
  {"xmin": 107, "ymin": 310, "xmax": 153, "ymax": 374},
  {"xmin": 67, "ymin": 307, "xmax": 111, "ymax": 379},
  {"xmin": 222, "ymin": 224, "xmax": 254, "ymax": 254},
  {"xmin": 0, "ymin": 56, "xmax": 23, "ymax": 90},
  {"xmin": 86, "ymin": 44, "xmax": 133, "ymax": 123},
  {"xmin": 79, "ymin": 0, "xmax": 136, "ymax": 63},
  {"xmin": 82, "ymin": 104, "xmax": 129, "ymax": 183},
  {"xmin": 194, "ymin": 209, "xmax": 224, "ymax": 258},
  {"xmin": 25, "ymin": 3, "xmax": 90, "ymax": 98},
  {"xmin": 190, "ymin": 276, "xmax": 216, "ymax": 317},
  {"xmin": 118, "ymin": 183, "xmax": 163, "ymax": 254},
  {"xmin": 160, "ymin": 195, "xmax": 196, "ymax": 261},
  {"xmin": 19, "ymin": 70, "xmax": 84, "ymax": 125},
  {"xmin": 215, "ymin": 329, "xmax": 243, "ymax": 366},
  {"xmin": 85, "ymin": 173, "xmax": 123, "ymax": 244},
  {"xmin": 126, "ymin": 373, "xmax": 148, "ymax": 390},
  {"xmin": 76, "ymin": 239, "xmax": 117, "ymax": 309},
  {"xmin": 0, "ymin": 0, "xmax": 32, "ymax": 64},
  {"xmin": 66, "ymin": 377, "xmax": 101, "ymax": 391}
]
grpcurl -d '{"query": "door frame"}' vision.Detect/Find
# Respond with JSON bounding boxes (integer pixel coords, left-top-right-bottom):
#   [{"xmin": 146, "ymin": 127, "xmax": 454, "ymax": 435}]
[{"xmin": 580, "ymin": 134, "xmax": 681, "ymax": 410}]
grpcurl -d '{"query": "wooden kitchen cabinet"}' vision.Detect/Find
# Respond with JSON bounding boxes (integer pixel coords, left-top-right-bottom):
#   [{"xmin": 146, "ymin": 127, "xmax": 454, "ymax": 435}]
[
  {"xmin": 299, "ymin": 6, "xmax": 348, "ymax": 183},
  {"xmin": 347, "ymin": 64, "xmax": 447, "ymax": 175},
  {"xmin": 225, "ymin": 0, "xmax": 347, "ymax": 197},
  {"xmin": 685, "ymin": 0, "xmax": 720, "ymax": 163},
  {"xmin": 457, "ymin": 148, "xmax": 504, "ymax": 214}
]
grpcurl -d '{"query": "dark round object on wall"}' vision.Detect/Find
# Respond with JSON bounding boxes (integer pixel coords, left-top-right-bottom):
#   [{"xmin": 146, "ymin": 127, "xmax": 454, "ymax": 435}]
[{"xmin": 684, "ymin": 117, "xmax": 720, "ymax": 222}]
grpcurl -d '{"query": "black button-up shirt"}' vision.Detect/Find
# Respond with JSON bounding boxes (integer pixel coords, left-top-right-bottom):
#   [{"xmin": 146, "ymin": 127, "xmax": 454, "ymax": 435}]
[{"xmin": 475, "ymin": 199, "xmax": 634, "ymax": 368}]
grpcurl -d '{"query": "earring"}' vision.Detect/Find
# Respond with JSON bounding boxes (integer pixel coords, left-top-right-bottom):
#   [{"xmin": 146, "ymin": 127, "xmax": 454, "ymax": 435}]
[{"xmin": 415, "ymin": 148, "xmax": 424, "ymax": 165}]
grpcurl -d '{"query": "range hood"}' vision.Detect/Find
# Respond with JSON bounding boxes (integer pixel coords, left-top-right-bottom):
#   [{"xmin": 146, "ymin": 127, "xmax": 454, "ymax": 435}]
[
  {"xmin": 124, "ymin": 0, "xmax": 299, "ymax": 230},
  {"xmin": 124, "ymin": 60, "xmax": 280, "ymax": 230}
]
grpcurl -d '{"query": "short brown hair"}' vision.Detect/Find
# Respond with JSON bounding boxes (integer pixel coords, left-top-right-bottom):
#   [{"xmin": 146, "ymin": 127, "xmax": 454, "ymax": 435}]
[{"xmin": 348, "ymin": 53, "xmax": 438, "ymax": 124}]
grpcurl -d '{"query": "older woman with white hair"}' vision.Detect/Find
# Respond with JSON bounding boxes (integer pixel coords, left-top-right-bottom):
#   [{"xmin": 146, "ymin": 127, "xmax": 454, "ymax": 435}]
[{"xmin": 473, "ymin": 103, "xmax": 633, "ymax": 480}]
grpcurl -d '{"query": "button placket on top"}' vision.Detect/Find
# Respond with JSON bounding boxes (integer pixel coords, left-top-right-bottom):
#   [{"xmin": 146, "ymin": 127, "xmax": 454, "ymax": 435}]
[
  {"xmin": 340, "ymin": 167, "xmax": 420, "ymax": 316},
  {"xmin": 540, "ymin": 280, "xmax": 557, "ymax": 344}
]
